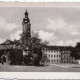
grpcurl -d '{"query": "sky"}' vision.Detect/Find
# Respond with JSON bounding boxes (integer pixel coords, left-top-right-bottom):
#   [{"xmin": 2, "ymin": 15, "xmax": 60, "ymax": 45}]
[{"xmin": 0, "ymin": 7, "xmax": 80, "ymax": 47}]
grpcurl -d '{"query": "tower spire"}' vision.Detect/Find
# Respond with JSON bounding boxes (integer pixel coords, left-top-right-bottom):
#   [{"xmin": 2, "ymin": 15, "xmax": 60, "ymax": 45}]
[{"xmin": 25, "ymin": 10, "xmax": 28, "ymax": 18}]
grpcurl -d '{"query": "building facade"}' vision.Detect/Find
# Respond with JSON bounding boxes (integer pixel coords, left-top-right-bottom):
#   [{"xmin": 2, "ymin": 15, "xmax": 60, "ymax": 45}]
[
  {"xmin": 44, "ymin": 46, "xmax": 61, "ymax": 63},
  {"xmin": 43, "ymin": 46, "xmax": 77, "ymax": 64}
]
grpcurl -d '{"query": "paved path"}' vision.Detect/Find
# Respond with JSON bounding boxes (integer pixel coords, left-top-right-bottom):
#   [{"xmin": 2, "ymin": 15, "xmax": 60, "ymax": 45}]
[
  {"xmin": 51, "ymin": 64, "xmax": 80, "ymax": 68},
  {"xmin": 0, "ymin": 64, "xmax": 80, "ymax": 72}
]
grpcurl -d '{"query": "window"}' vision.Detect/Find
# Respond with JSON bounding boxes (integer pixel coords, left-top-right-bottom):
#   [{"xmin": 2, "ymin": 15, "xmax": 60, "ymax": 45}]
[
  {"xmin": 51, "ymin": 55, "xmax": 53, "ymax": 58},
  {"xmin": 57, "ymin": 59, "xmax": 58, "ymax": 62},
  {"xmin": 55, "ymin": 51, "xmax": 57, "ymax": 53},
  {"xmin": 64, "ymin": 55, "xmax": 65, "ymax": 58},
  {"xmin": 53, "ymin": 50, "xmax": 54, "ymax": 53},
  {"xmin": 65, "ymin": 51, "xmax": 67, "ymax": 53},
  {"xmin": 67, "ymin": 55, "xmax": 69, "ymax": 58},
  {"xmin": 68, "ymin": 51, "xmax": 70, "ymax": 53},
  {"xmin": 27, "ymin": 30, "xmax": 30, "ymax": 33},
  {"xmin": 57, "ymin": 55, "xmax": 58, "ymax": 57},
  {"xmin": 62, "ymin": 51, "xmax": 64, "ymax": 53},
  {"xmin": 49, "ymin": 54, "xmax": 50, "ymax": 58},
  {"xmin": 58, "ymin": 51, "xmax": 59, "ymax": 53},
  {"xmin": 54, "ymin": 55, "xmax": 55, "ymax": 58},
  {"xmin": 48, "ymin": 60, "xmax": 50, "ymax": 62},
  {"xmin": 55, "ymin": 60, "xmax": 56, "ymax": 62},
  {"xmin": 51, "ymin": 59, "xmax": 53, "ymax": 62}
]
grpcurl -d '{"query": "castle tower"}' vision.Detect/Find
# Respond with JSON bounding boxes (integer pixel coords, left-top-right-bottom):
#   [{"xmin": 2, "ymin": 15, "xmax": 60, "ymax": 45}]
[{"xmin": 22, "ymin": 10, "xmax": 31, "ymax": 38}]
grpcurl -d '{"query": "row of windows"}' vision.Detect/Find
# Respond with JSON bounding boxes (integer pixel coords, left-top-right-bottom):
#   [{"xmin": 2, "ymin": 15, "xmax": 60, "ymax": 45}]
[
  {"xmin": 62, "ymin": 55, "xmax": 70, "ymax": 58},
  {"xmin": 62, "ymin": 61, "xmax": 70, "ymax": 63},
  {"xmin": 62, "ymin": 61, "xmax": 76, "ymax": 63},
  {"xmin": 62, "ymin": 51, "xmax": 71, "ymax": 53},
  {"xmin": 49, "ymin": 60, "xmax": 77, "ymax": 63},
  {"xmin": 44, "ymin": 50, "xmax": 60, "ymax": 53},
  {"xmin": 44, "ymin": 50, "xmax": 71, "ymax": 53},
  {"xmin": 49, "ymin": 59, "xmax": 61, "ymax": 63},
  {"xmin": 48, "ymin": 54, "xmax": 61, "ymax": 58}
]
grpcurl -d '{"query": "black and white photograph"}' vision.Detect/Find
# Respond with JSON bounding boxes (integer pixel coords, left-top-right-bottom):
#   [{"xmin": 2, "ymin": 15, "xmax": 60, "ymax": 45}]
[{"xmin": 0, "ymin": 2, "xmax": 80, "ymax": 72}]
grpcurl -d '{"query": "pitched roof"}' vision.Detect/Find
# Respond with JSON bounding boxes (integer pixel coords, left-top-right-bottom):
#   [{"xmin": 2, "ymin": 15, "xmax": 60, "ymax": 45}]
[
  {"xmin": 0, "ymin": 39, "xmax": 22, "ymax": 50},
  {"xmin": 44, "ymin": 46, "xmax": 74, "ymax": 51},
  {"xmin": 1, "ymin": 39, "xmax": 15, "ymax": 45},
  {"xmin": 1, "ymin": 39, "xmax": 20, "ymax": 45},
  {"xmin": 0, "ymin": 44, "xmax": 22, "ymax": 50}
]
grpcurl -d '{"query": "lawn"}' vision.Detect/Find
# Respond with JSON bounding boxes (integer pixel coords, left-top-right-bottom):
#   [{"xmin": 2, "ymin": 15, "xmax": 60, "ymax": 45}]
[{"xmin": 0, "ymin": 64, "xmax": 80, "ymax": 72}]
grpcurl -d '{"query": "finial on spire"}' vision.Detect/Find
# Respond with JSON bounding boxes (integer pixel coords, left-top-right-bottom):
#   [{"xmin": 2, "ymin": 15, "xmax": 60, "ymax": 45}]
[{"xmin": 25, "ymin": 10, "xmax": 28, "ymax": 17}]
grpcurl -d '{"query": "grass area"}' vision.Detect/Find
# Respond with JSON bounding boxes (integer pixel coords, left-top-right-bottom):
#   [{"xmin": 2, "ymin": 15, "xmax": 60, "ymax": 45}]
[{"xmin": 0, "ymin": 63, "xmax": 80, "ymax": 72}]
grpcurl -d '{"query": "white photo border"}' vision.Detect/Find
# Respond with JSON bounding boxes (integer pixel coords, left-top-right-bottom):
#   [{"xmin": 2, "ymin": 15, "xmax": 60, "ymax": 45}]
[{"xmin": 0, "ymin": 2, "xmax": 80, "ymax": 79}]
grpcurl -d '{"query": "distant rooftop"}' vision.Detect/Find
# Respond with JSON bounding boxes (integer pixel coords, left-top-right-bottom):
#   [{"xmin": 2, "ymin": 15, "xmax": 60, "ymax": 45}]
[
  {"xmin": 0, "ymin": 39, "xmax": 22, "ymax": 50},
  {"xmin": 44, "ymin": 45, "xmax": 74, "ymax": 51},
  {"xmin": 0, "ymin": 39, "xmax": 74, "ymax": 51}
]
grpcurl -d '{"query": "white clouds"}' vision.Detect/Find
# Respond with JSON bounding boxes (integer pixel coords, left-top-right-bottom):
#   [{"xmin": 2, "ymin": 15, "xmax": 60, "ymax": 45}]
[
  {"xmin": 46, "ymin": 18, "xmax": 80, "ymax": 35},
  {"xmin": 46, "ymin": 18, "xmax": 66, "ymax": 32},
  {"xmin": 0, "ymin": 16, "xmax": 20, "ymax": 42},
  {"xmin": 45, "ymin": 18, "xmax": 80, "ymax": 46},
  {"xmin": 31, "ymin": 31, "xmax": 39, "ymax": 38},
  {"xmin": 0, "ymin": 16, "xmax": 18, "ymax": 32},
  {"xmin": 0, "ymin": 38, "xmax": 5, "ymax": 44},
  {"xmin": 49, "ymin": 39, "xmax": 79, "ymax": 47},
  {"xmin": 71, "ymin": 31, "xmax": 80, "ymax": 36},
  {"xmin": 55, "ymin": 40, "xmax": 76, "ymax": 46},
  {"xmin": 38, "ymin": 30, "xmax": 57, "ymax": 42},
  {"xmin": 10, "ymin": 30, "xmax": 22, "ymax": 41}
]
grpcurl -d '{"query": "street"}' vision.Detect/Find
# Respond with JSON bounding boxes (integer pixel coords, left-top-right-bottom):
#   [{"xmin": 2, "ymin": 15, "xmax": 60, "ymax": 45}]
[{"xmin": 0, "ymin": 64, "xmax": 80, "ymax": 72}]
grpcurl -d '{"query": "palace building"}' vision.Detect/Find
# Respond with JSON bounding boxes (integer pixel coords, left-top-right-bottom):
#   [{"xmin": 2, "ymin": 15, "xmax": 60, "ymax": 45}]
[
  {"xmin": 43, "ymin": 46, "xmax": 77, "ymax": 64},
  {"xmin": 0, "ymin": 10, "xmax": 77, "ymax": 65}
]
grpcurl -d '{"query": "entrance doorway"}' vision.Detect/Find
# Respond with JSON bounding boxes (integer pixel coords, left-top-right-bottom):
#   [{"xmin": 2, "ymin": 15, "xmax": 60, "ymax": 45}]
[{"xmin": 1, "ymin": 56, "xmax": 7, "ymax": 65}]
